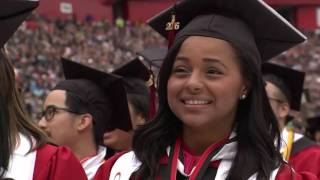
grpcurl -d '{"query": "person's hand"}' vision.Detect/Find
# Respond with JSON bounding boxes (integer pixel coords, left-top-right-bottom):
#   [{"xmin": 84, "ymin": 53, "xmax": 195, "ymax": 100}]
[{"xmin": 103, "ymin": 129, "xmax": 133, "ymax": 151}]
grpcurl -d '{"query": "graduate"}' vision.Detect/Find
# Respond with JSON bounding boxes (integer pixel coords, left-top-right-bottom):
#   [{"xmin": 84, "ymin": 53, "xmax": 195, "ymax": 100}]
[
  {"xmin": 262, "ymin": 62, "xmax": 320, "ymax": 178},
  {"xmin": 97, "ymin": 0, "xmax": 318, "ymax": 179},
  {"xmin": 113, "ymin": 58, "xmax": 151, "ymax": 126},
  {"xmin": 0, "ymin": 1, "xmax": 87, "ymax": 179},
  {"xmin": 38, "ymin": 58, "xmax": 132, "ymax": 179},
  {"xmin": 102, "ymin": 58, "xmax": 151, "ymax": 151}
]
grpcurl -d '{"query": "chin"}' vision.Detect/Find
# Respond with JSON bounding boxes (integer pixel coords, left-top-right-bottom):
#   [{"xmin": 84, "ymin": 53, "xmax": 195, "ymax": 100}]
[{"xmin": 180, "ymin": 117, "xmax": 213, "ymax": 129}]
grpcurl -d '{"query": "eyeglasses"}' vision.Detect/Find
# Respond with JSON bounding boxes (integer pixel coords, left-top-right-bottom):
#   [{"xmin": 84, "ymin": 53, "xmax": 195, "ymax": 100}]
[{"xmin": 40, "ymin": 105, "xmax": 78, "ymax": 121}]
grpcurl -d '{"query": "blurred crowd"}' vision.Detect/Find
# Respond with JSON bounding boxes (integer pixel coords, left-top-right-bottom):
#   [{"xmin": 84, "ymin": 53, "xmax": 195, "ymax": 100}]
[{"xmin": 4, "ymin": 14, "xmax": 319, "ymax": 121}]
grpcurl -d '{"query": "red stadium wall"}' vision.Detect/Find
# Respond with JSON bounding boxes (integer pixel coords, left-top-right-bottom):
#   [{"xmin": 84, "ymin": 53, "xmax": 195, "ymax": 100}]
[
  {"xmin": 266, "ymin": 0, "xmax": 320, "ymax": 6},
  {"xmin": 37, "ymin": 0, "xmax": 113, "ymax": 21},
  {"xmin": 127, "ymin": 0, "xmax": 173, "ymax": 23},
  {"xmin": 296, "ymin": 6, "xmax": 318, "ymax": 30},
  {"xmin": 35, "ymin": 0, "xmax": 320, "ymax": 31}
]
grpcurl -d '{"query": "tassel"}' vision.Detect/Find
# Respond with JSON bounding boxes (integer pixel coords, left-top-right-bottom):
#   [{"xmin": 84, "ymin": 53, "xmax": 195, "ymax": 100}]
[
  {"xmin": 147, "ymin": 64, "xmax": 157, "ymax": 120},
  {"xmin": 166, "ymin": 6, "xmax": 179, "ymax": 48},
  {"xmin": 148, "ymin": 81, "xmax": 157, "ymax": 120}
]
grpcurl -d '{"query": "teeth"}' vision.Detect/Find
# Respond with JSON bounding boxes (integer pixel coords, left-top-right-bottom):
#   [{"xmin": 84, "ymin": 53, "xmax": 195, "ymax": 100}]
[{"xmin": 184, "ymin": 100, "xmax": 210, "ymax": 105}]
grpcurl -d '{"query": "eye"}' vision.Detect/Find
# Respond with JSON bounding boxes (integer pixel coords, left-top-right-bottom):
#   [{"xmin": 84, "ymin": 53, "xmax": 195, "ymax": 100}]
[
  {"xmin": 207, "ymin": 67, "xmax": 222, "ymax": 75},
  {"xmin": 45, "ymin": 106, "xmax": 57, "ymax": 116},
  {"xmin": 171, "ymin": 66, "xmax": 190, "ymax": 76}
]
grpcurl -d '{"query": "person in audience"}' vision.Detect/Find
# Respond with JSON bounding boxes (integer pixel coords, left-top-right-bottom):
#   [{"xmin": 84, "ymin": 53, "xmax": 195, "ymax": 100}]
[
  {"xmin": 38, "ymin": 58, "xmax": 131, "ymax": 179},
  {"xmin": 103, "ymin": 59, "xmax": 151, "ymax": 151},
  {"xmin": 263, "ymin": 62, "xmax": 320, "ymax": 178}
]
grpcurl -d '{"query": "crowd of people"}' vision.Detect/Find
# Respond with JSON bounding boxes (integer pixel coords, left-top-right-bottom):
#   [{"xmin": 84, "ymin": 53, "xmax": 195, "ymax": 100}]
[{"xmin": 5, "ymin": 14, "xmax": 165, "ymax": 120}]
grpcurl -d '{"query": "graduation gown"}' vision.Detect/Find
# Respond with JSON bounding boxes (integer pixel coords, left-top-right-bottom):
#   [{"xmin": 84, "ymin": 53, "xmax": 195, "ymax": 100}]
[
  {"xmin": 3, "ymin": 133, "xmax": 87, "ymax": 180},
  {"xmin": 94, "ymin": 132, "xmax": 315, "ymax": 180},
  {"xmin": 81, "ymin": 146, "xmax": 107, "ymax": 180},
  {"xmin": 281, "ymin": 128, "xmax": 320, "ymax": 178}
]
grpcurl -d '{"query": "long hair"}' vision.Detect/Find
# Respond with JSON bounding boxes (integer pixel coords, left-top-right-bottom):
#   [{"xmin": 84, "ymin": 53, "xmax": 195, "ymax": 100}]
[
  {"xmin": 0, "ymin": 50, "xmax": 47, "ymax": 177},
  {"xmin": 132, "ymin": 37, "xmax": 282, "ymax": 179}
]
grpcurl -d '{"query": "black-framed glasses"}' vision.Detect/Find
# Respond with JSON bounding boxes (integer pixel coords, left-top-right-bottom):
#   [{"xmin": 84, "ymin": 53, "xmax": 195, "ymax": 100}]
[{"xmin": 40, "ymin": 105, "xmax": 78, "ymax": 121}]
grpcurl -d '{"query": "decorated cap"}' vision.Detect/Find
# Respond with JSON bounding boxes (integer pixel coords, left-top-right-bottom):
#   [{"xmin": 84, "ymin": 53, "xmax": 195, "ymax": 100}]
[{"xmin": 148, "ymin": 0, "xmax": 306, "ymax": 63}]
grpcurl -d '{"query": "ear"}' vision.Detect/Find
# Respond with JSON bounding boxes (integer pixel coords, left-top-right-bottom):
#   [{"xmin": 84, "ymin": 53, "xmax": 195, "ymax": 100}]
[
  {"xmin": 278, "ymin": 103, "xmax": 290, "ymax": 119},
  {"xmin": 76, "ymin": 113, "xmax": 93, "ymax": 132}
]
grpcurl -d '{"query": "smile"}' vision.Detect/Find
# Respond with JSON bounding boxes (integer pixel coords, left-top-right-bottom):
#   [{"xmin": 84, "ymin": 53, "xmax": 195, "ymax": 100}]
[{"xmin": 182, "ymin": 99, "xmax": 213, "ymax": 105}]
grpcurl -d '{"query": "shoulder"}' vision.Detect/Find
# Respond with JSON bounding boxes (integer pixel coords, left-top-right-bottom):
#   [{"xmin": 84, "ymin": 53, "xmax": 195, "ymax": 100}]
[
  {"xmin": 94, "ymin": 151, "xmax": 128, "ymax": 180},
  {"xmin": 94, "ymin": 151, "xmax": 140, "ymax": 180},
  {"xmin": 34, "ymin": 144, "xmax": 87, "ymax": 180},
  {"xmin": 110, "ymin": 151, "xmax": 141, "ymax": 180},
  {"xmin": 292, "ymin": 137, "xmax": 320, "ymax": 158},
  {"xmin": 37, "ymin": 144, "xmax": 75, "ymax": 159},
  {"xmin": 276, "ymin": 164, "xmax": 318, "ymax": 180}
]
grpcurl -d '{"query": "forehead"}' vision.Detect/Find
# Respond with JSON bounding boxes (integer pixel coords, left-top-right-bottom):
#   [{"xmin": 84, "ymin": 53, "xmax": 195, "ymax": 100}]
[
  {"xmin": 177, "ymin": 36, "xmax": 237, "ymax": 60},
  {"xmin": 265, "ymin": 81, "xmax": 281, "ymax": 96},
  {"xmin": 44, "ymin": 90, "xmax": 67, "ymax": 107}
]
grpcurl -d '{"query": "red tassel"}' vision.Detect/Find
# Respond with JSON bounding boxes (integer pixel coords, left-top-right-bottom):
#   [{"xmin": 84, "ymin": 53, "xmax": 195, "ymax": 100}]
[
  {"xmin": 168, "ymin": 28, "xmax": 176, "ymax": 49},
  {"xmin": 148, "ymin": 83, "xmax": 157, "ymax": 120},
  {"xmin": 148, "ymin": 8, "xmax": 179, "ymax": 120},
  {"xmin": 166, "ymin": 12, "xmax": 179, "ymax": 49}
]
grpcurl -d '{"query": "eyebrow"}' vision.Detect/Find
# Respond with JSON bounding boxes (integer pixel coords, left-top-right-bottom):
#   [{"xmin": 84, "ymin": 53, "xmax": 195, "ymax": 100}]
[
  {"xmin": 175, "ymin": 56, "xmax": 227, "ymax": 69},
  {"xmin": 203, "ymin": 58, "xmax": 227, "ymax": 69}
]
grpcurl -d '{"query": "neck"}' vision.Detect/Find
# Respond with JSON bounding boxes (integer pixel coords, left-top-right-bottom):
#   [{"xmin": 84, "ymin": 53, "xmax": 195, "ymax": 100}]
[
  {"xmin": 69, "ymin": 134, "xmax": 98, "ymax": 161},
  {"xmin": 182, "ymin": 120, "xmax": 233, "ymax": 155},
  {"xmin": 278, "ymin": 118, "xmax": 286, "ymax": 132}
]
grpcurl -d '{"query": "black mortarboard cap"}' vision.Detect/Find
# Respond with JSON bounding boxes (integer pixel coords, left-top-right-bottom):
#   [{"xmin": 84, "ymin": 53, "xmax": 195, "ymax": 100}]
[
  {"xmin": 113, "ymin": 59, "xmax": 150, "ymax": 96},
  {"xmin": 113, "ymin": 59, "xmax": 150, "ymax": 82},
  {"xmin": 0, "ymin": 0, "xmax": 39, "ymax": 47},
  {"xmin": 262, "ymin": 62, "xmax": 305, "ymax": 111},
  {"xmin": 59, "ymin": 58, "xmax": 132, "ymax": 132},
  {"xmin": 137, "ymin": 47, "xmax": 168, "ymax": 69},
  {"xmin": 148, "ymin": 0, "xmax": 306, "ymax": 63}
]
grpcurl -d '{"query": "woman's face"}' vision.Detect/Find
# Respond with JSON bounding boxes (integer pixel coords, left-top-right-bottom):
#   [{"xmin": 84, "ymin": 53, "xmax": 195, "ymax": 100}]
[
  {"xmin": 38, "ymin": 90, "xmax": 80, "ymax": 146},
  {"xmin": 167, "ymin": 36, "xmax": 247, "ymax": 130}
]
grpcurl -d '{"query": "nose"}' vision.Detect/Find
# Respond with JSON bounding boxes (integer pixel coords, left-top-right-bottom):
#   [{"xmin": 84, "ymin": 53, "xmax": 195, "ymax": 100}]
[
  {"xmin": 38, "ymin": 116, "xmax": 48, "ymax": 129},
  {"xmin": 185, "ymin": 71, "xmax": 204, "ymax": 94}
]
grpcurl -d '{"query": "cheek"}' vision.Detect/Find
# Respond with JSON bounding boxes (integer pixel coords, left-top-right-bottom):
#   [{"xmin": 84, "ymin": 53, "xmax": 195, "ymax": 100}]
[
  {"xmin": 214, "ymin": 81, "xmax": 240, "ymax": 101},
  {"xmin": 50, "ymin": 116, "xmax": 74, "ymax": 132},
  {"xmin": 167, "ymin": 77, "xmax": 180, "ymax": 106}
]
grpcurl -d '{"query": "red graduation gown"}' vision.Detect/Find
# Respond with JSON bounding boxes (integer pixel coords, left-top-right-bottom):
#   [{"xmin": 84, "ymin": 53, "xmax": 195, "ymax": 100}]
[
  {"xmin": 94, "ymin": 134, "xmax": 319, "ymax": 180},
  {"xmin": 276, "ymin": 164, "xmax": 318, "ymax": 180},
  {"xmin": 33, "ymin": 144, "xmax": 87, "ymax": 180},
  {"xmin": 93, "ymin": 152, "xmax": 127, "ymax": 180},
  {"xmin": 94, "ymin": 151, "xmax": 319, "ymax": 180},
  {"xmin": 289, "ymin": 145, "xmax": 320, "ymax": 178}
]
